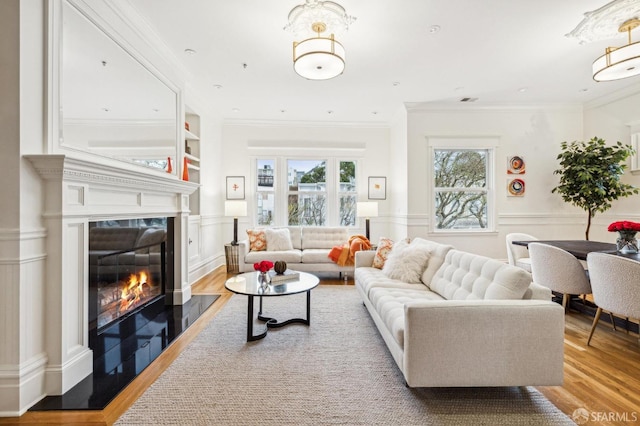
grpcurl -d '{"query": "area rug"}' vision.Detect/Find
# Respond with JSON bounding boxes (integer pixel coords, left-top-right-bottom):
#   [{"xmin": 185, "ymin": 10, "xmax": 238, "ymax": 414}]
[{"xmin": 116, "ymin": 285, "xmax": 575, "ymax": 425}]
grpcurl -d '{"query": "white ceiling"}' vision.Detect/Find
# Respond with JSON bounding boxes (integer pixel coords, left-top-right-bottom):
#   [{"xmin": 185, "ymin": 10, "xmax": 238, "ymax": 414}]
[{"xmin": 127, "ymin": 0, "xmax": 640, "ymax": 124}]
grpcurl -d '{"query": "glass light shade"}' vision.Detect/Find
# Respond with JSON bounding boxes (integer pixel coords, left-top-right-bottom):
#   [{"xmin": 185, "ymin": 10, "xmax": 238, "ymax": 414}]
[
  {"xmin": 593, "ymin": 41, "xmax": 640, "ymax": 81},
  {"xmin": 356, "ymin": 202, "xmax": 378, "ymax": 218},
  {"xmin": 225, "ymin": 200, "xmax": 247, "ymax": 217},
  {"xmin": 293, "ymin": 36, "xmax": 345, "ymax": 80}
]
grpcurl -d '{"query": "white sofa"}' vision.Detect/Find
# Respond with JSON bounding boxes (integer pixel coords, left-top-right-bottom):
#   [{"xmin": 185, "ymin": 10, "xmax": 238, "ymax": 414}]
[
  {"xmin": 238, "ymin": 226, "xmax": 354, "ymax": 274},
  {"xmin": 354, "ymin": 237, "xmax": 565, "ymax": 388}
]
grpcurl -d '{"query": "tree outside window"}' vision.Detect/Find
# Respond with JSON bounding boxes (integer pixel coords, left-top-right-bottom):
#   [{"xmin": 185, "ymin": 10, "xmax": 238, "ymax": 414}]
[
  {"xmin": 339, "ymin": 161, "xmax": 356, "ymax": 226},
  {"xmin": 288, "ymin": 160, "xmax": 327, "ymax": 225},
  {"xmin": 433, "ymin": 149, "xmax": 490, "ymax": 230}
]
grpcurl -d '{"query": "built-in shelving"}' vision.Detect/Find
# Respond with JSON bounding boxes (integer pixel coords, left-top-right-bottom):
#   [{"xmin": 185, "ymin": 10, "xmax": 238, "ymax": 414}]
[{"xmin": 184, "ymin": 110, "xmax": 201, "ymax": 215}]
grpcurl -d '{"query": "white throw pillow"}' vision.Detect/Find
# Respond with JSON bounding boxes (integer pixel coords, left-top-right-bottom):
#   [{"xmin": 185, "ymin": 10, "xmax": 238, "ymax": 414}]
[
  {"xmin": 382, "ymin": 239, "xmax": 431, "ymax": 283},
  {"xmin": 265, "ymin": 228, "xmax": 294, "ymax": 251}
]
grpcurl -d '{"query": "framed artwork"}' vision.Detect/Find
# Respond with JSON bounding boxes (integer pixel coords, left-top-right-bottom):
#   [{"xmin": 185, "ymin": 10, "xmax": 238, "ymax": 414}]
[
  {"xmin": 226, "ymin": 176, "xmax": 245, "ymax": 200},
  {"xmin": 368, "ymin": 176, "xmax": 386, "ymax": 200},
  {"xmin": 507, "ymin": 178, "xmax": 525, "ymax": 196},
  {"xmin": 507, "ymin": 156, "xmax": 525, "ymax": 174}
]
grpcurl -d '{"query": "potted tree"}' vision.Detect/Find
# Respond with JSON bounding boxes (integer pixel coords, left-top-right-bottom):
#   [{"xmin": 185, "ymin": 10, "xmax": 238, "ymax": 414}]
[{"xmin": 552, "ymin": 137, "xmax": 637, "ymax": 240}]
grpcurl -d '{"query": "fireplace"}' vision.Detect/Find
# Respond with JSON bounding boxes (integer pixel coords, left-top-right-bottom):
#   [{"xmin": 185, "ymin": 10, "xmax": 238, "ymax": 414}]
[{"xmin": 88, "ymin": 218, "xmax": 172, "ymax": 336}]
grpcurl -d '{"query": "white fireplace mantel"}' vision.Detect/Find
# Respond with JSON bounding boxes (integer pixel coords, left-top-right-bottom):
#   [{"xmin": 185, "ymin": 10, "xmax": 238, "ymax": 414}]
[{"xmin": 24, "ymin": 154, "xmax": 198, "ymax": 396}]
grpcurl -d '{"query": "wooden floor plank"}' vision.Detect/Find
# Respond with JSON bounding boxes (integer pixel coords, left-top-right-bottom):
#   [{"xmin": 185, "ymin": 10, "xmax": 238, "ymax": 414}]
[{"xmin": 2, "ymin": 268, "xmax": 639, "ymax": 425}]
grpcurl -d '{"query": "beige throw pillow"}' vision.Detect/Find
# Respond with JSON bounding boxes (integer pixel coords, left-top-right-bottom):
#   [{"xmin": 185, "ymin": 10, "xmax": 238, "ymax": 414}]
[
  {"xmin": 382, "ymin": 239, "xmax": 431, "ymax": 283},
  {"xmin": 265, "ymin": 228, "xmax": 294, "ymax": 251}
]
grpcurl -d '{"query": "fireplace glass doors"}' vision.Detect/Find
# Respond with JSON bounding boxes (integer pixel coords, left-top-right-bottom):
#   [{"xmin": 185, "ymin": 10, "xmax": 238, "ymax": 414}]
[{"xmin": 88, "ymin": 223, "xmax": 168, "ymax": 331}]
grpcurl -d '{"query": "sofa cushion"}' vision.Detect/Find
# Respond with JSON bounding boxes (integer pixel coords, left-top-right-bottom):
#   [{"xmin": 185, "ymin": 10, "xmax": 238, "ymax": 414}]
[
  {"xmin": 301, "ymin": 227, "xmax": 348, "ymax": 249},
  {"xmin": 372, "ymin": 237, "xmax": 394, "ymax": 269},
  {"xmin": 246, "ymin": 229, "xmax": 267, "ymax": 251},
  {"xmin": 245, "ymin": 249, "xmax": 302, "ymax": 264},
  {"xmin": 409, "ymin": 238, "xmax": 454, "ymax": 286},
  {"xmin": 265, "ymin": 228, "xmax": 293, "ymax": 251},
  {"xmin": 369, "ymin": 287, "xmax": 445, "ymax": 348},
  {"xmin": 301, "ymin": 248, "xmax": 333, "ymax": 264},
  {"xmin": 430, "ymin": 250, "xmax": 532, "ymax": 301},
  {"xmin": 382, "ymin": 240, "xmax": 431, "ymax": 284},
  {"xmin": 355, "ymin": 267, "xmax": 429, "ymax": 296},
  {"xmin": 135, "ymin": 228, "xmax": 165, "ymax": 253},
  {"xmin": 288, "ymin": 227, "xmax": 303, "ymax": 250}
]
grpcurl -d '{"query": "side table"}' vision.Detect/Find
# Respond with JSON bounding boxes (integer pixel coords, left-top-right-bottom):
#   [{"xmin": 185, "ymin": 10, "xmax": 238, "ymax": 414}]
[{"xmin": 224, "ymin": 244, "xmax": 239, "ymax": 274}]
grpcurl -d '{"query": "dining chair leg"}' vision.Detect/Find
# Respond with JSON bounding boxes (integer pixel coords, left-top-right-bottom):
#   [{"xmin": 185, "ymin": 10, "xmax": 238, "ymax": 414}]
[
  {"xmin": 588, "ymin": 307, "xmax": 603, "ymax": 346},
  {"xmin": 609, "ymin": 312, "xmax": 617, "ymax": 331},
  {"xmin": 561, "ymin": 293, "xmax": 569, "ymax": 312}
]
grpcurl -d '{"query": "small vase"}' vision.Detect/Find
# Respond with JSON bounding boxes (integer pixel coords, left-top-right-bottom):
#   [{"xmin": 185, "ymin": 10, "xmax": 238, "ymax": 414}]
[
  {"xmin": 258, "ymin": 271, "xmax": 271, "ymax": 288},
  {"xmin": 616, "ymin": 231, "xmax": 639, "ymax": 254}
]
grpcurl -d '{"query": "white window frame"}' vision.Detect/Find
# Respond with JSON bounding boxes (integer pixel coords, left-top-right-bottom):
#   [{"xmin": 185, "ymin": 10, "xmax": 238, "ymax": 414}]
[{"xmin": 428, "ymin": 137, "xmax": 496, "ymax": 233}]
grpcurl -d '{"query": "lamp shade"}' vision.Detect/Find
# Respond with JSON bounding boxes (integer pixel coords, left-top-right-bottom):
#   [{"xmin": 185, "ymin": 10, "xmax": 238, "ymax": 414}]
[
  {"xmin": 224, "ymin": 200, "xmax": 247, "ymax": 217},
  {"xmin": 593, "ymin": 41, "xmax": 640, "ymax": 81},
  {"xmin": 293, "ymin": 35, "xmax": 345, "ymax": 80},
  {"xmin": 356, "ymin": 202, "xmax": 378, "ymax": 218}
]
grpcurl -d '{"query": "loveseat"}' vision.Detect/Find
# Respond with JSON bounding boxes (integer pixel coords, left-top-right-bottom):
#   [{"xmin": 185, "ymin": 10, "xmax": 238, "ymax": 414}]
[
  {"xmin": 354, "ymin": 237, "xmax": 564, "ymax": 388},
  {"xmin": 238, "ymin": 226, "xmax": 354, "ymax": 274}
]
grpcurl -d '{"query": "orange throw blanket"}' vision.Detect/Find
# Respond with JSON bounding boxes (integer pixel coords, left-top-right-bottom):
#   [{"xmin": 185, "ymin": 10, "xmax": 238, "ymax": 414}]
[{"xmin": 328, "ymin": 235, "xmax": 371, "ymax": 266}]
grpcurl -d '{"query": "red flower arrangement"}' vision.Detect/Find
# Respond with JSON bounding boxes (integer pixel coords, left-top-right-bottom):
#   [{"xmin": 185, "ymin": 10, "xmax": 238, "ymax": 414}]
[
  {"xmin": 253, "ymin": 260, "xmax": 274, "ymax": 273},
  {"xmin": 607, "ymin": 221, "xmax": 640, "ymax": 233}
]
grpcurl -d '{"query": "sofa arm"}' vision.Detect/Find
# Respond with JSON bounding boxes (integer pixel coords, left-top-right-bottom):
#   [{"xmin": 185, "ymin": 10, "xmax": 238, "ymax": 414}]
[
  {"xmin": 403, "ymin": 299, "xmax": 564, "ymax": 387},
  {"xmin": 355, "ymin": 250, "xmax": 375, "ymax": 268}
]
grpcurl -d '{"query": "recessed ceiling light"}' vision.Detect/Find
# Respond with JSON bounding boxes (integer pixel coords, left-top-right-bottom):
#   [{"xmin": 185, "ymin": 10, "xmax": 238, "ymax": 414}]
[
  {"xmin": 372, "ymin": 111, "xmax": 378, "ymax": 115},
  {"xmin": 232, "ymin": 108, "xmax": 240, "ymax": 113},
  {"xmin": 392, "ymin": 81, "xmax": 400, "ymax": 86},
  {"xmin": 579, "ymin": 88, "xmax": 589, "ymax": 92},
  {"xmin": 454, "ymin": 86, "xmax": 464, "ymax": 92},
  {"xmin": 152, "ymin": 108, "xmax": 159, "ymax": 112},
  {"xmin": 102, "ymin": 108, "xmax": 110, "ymax": 112},
  {"xmin": 184, "ymin": 48, "xmax": 196, "ymax": 55},
  {"xmin": 428, "ymin": 25, "xmax": 441, "ymax": 34},
  {"xmin": 280, "ymin": 109, "xmax": 286, "ymax": 113},
  {"xmin": 213, "ymin": 84, "xmax": 223, "ymax": 89},
  {"xmin": 327, "ymin": 110, "xmax": 333, "ymax": 114},
  {"xmin": 518, "ymin": 87, "xmax": 528, "ymax": 93}
]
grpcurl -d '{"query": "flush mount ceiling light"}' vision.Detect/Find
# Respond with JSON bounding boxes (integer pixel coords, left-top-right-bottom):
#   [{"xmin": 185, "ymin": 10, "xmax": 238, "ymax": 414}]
[
  {"xmin": 284, "ymin": 0, "xmax": 355, "ymax": 80},
  {"xmin": 593, "ymin": 18, "xmax": 640, "ymax": 81}
]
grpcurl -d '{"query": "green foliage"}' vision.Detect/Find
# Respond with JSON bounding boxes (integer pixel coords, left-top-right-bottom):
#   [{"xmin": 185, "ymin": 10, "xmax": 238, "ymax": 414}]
[
  {"xmin": 552, "ymin": 137, "xmax": 638, "ymax": 239},
  {"xmin": 300, "ymin": 164, "xmax": 325, "ymax": 183}
]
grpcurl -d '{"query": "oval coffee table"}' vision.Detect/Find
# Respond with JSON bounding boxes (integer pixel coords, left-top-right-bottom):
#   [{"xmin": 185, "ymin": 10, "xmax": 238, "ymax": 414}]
[{"xmin": 224, "ymin": 271, "xmax": 320, "ymax": 341}]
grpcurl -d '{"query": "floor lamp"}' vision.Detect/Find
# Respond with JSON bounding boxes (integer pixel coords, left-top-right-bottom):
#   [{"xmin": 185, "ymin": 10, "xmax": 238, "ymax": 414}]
[
  {"xmin": 357, "ymin": 202, "xmax": 378, "ymax": 242},
  {"xmin": 224, "ymin": 200, "xmax": 247, "ymax": 245}
]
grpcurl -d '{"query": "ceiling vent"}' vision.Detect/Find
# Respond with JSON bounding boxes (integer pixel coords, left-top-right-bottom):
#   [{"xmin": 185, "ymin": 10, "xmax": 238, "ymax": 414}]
[{"xmin": 459, "ymin": 97, "xmax": 479, "ymax": 102}]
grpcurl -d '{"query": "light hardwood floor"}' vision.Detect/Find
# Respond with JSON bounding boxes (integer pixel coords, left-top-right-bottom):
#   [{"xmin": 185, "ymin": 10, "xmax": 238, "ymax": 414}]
[{"xmin": 2, "ymin": 267, "xmax": 639, "ymax": 425}]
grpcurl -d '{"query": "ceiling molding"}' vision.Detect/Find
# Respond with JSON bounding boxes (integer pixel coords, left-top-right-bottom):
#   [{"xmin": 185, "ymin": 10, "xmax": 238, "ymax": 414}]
[{"xmin": 222, "ymin": 118, "xmax": 391, "ymax": 129}]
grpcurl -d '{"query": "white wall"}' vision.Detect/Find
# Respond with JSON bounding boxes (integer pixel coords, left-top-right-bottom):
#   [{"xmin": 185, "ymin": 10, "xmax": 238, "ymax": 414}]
[
  {"xmin": 405, "ymin": 105, "xmax": 586, "ymax": 259},
  {"xmin": 220, "ymin": 122, "xmax": 391, "ymax": 242}
]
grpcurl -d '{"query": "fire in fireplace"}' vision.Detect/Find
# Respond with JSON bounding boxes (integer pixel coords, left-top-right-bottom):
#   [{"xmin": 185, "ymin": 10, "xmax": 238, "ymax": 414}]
[{"xmin": 97, "ymin": 269, "xmax": 162, "ymax": 329}]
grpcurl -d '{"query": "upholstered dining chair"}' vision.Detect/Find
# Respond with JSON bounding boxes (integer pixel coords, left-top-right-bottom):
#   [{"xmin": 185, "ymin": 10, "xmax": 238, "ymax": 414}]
[
  {"xmin": 528, "ymin": 242, "xmax": 592, "ymax": 311},
  {"xmin": 506, "ymin": 232, "xmax": 537, "ymax": 272},
  {"xmin": 586, "ymin": 252, "xmax": 640, "ymax": 346}
]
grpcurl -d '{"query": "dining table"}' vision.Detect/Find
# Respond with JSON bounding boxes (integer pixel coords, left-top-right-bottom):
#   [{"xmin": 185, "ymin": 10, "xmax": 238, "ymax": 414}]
[{"xmin": 511, "ymin": 239, "xmax": 640, "ymax": 262}]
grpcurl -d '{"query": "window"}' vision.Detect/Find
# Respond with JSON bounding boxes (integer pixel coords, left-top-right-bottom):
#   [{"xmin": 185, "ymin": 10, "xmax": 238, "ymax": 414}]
[
  {"xmin": 432, "ymin": 148, "xmax": 492, "ymax": 231},
  {"xmin": 338, "ymin": 161, "xmax": 356, "ymax": 226},
  {"xmin": 288, "ymin": 160, "xmax": 327, "ymax": 225},
  {"xmin": 254, "ymin": 157, "xmax": 357, "ymax": 227},
  {"xmin": 256, "ymin": 159, "xmax": 275, "ymax": 225}
]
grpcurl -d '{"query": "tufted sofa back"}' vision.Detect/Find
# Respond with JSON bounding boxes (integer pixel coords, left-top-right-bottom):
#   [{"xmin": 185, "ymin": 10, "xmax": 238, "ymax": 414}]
[
  {"xmin": 429, "ymin": 249, "xmax": 534, "ymax": 301},
  {"xmin": 301, "ymin": 226, "xmax": 348, "ymax": 249}
]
